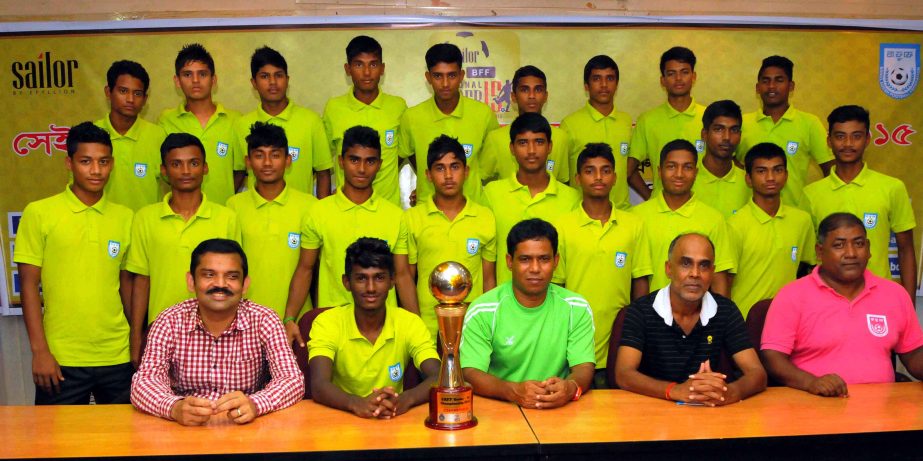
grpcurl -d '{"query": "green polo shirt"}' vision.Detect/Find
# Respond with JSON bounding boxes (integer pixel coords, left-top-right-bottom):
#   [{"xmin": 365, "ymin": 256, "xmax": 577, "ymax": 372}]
[
  {"xmin": 728, "ymin": 200, "xmax": 815, "ymax": 317},
  {"xmin": 803, "ymin": 164, "xmax": 916, "ymax": 279},
  {"xmin": 395, "ymin": 197, "xmax": 497, "ymax": 339},
  {"xmin": 95, "ymin": 116, "xmax": 167, "ymax": 211},
  {"xmin": 479, "ymin": 125, "xmax": 571, "ymax": 184},
  {"xmin": 399, "ymin": 96, "xmax": 499, "ymax": 203},
  {"xmin": 14, "ymin": 188, "xmax": 132, "ymax": 366},
  {"xmin": 553, "ymin": 203, "xmax": 653, "ymax": 367},
  {"xmin": 235, "ymin": 102, "xmax": 333, "ymax": 196},
  {"xmin": 301, "ymin": 188, "xmax": 405, "ymax": 309},
  {"xmin": 323, "ymin": 89, "xmax": 407, "ymax": 205},
  {"xmin": 226, "ymin": 185, "xmax": 317, "ymax": 318},
  {"xmin": 736, "ymin": 106, "xmax": 833, "ymax": 207},
  {"xmin": 560, "ymin": 102, "xmax": 633, "ymax": 209},
  {"xmin": 126, "ymin": 193, "xmax": 241, "ymax": 323},
  {"xmin": 159, "ymin": 103, "xmax": 243, "ymax": 205},
  {"xmin": 482, "ymin": 176, "xmax": 580, "ymax": 284},
  {"xmin": 692, "ymin": 162, "xmax": 751, "ymax": 217},
  {"xmin": 630, "ymin": 193, "xmax": 736, "ymax": 291},
  {"xmin": 629, "ymin": 100, "xmax": 707, "ymax": 193}
]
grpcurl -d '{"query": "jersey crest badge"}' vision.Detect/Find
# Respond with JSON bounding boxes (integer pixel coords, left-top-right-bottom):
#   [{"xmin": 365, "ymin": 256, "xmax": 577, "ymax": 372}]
[
  {"xmin": 504, "ymin": 336, "xmax": 515, "ymax": 346},
  {"xmin": 614, "ymin": 251, "xmax": 627, "ymax": 268},
  {"xmin": 546, "ymin": 160, "xmax": 555, "ymax": 172},
  {"xmin": 867, "ymin": 314, "xmax": 888, "ymax": 337},
  {"xmin": 785, "ymin": 141, "xmax": 799, "ymax": 156},
  {"xmin": 216, "ymin": 142, "xmax": 229, "ymax": 158},
  {"xmin": 463, "ymin": 144, "xmax": 474, "ymax": 158},
  {"xmin": 287, "ymin": 232, "xmax": 300, "ymax": 249},
  {"xmin": 619, "ymin": 142, "xmax": 629, "ymax": 156},
  {"xmin": 384, "ymin": 129, "xmax": 395, "ymax": 147},
  {"xmin": 466, "ymin": 238, "xmax": 480, "ymax": 255},
  {"xmin": 863, "ymin": 212, "xmax": 878, "ymax": 229},
  {"xmin": 791, "ymin": 246, "xmax": 798, "ymax": 262},
  {"xmin": 289, "ymin": 147, "xmax": 300, "ymax": 161},
  {"xmin": 880, "ymin": 43, "xmax": 920, "ymax": 100},
  {"xmin": 388, "ymin": 362, "xmax": 403, "ymax": 382},
  {"xmin": 107, "ymin": 240, "xmax": 121, "ymax": 258},
  {"xmin": 134, "ymin": 162, "xmax": 147, "ymax": 178},
  {"xmin": 695, "ymin": 139, "xmax": 705, "ymax": 153}
]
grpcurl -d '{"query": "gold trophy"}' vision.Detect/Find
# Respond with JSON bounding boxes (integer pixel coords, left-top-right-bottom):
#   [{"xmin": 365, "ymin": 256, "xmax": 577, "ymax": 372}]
[{"xmin": 425, "ymin": 261, "xmax": 477, "ymax": 430}]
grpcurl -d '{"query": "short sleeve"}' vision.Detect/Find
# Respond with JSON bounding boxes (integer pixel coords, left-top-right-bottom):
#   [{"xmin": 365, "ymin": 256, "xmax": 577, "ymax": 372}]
[
  {"xmin": 478, "ymin": 130, "xmax": 501, "ymax": 181},
  {"xmin": 895, "ymin": 293, "xmax": 923, "ymax": 354},
  {"xmin": 307, "ymin": 309, "xmax": 340, "ymax": 361},
  {"xmin": 12, "ymin": 202, "xmax": 44, "ymax": 267},
  {"xmin": 722, "ymin": 301, "xmax": 753, "ymax": 355},
  {"xmin": 232, "ymin": 118, "xmax": 249, "ymax": 173},
  {"xmin": 321, "ymin": 103, "xmax": 338, "ymax": 159},
  {"xmin": 631, "ymin": 221, "xmax": 654, "ymax": 279},
  {"xmin": 551, "ymin": 219, "xmax": 567, "ymax": 285},
  {"xmin": 227, "ymin": 210, "xmax": 242, "ymax": 243},
  {"xmin": 712, "ymin": 218, "xmax": 737, "ymax": 273},
  {"xmin": 619, "ymin": 302, "xmax": 648, "ymax": 351},
  {"xmin": 301, "ymin": 209, "xmax": 322, "ymax": 250},
  {"xmin": 406, "ymin": 314, "xmax": 440, "ymax": 368},
  {"xmin": 230, "ymin": 116, "xmax": 246, "ymax": 171},
  {"xmin": 760, "ymin": 287, "xmax": 800, "ymax": 354},
  {"xmin": 566, "ymin": 299, "xmax": 597, "ymax": 367},
  {"xmin": 310, "ymin": 113, "xmax": 334, "ymax": 172},
  {"xmin": 125, "ymin": 211, "xmax": 150, "ymax": 276},
  {"xmin": 553, "ymin": 129, "xmax": 572, "ymax": 183},
  {"xmin": 396, "ymin": 212, "xmax": 414, "ymax": 262},
  {"xmin": 481, "ymin": 209, "xmax": 497, "ymax": 263},
  {"xmin": 398, "ymin": 111, "xmax": 414, "ymax": 159},
  {"xmin": 459, "ymin": 304, "xmax": 495, "ymax": 372},
  {"xmin": 889, "ymin": 180, "xmax": 917, "ymax": 233},
  {"xmin": 799, "ymin": 215, "xmax": 817, "ymax": 265},
  {"xmin": 392, "ymin": 213, "xmax": 409, "ymax": 256},
  {"xmin": 808, "ymin": 116, "xmax": 834, "ymax": 164},
  {"xmin": 628, "ymin": 116, "xmax": 649, "ymax": 162}
]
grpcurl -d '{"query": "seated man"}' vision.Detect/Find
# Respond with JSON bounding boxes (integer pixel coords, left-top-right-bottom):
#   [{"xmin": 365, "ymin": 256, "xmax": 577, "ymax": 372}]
[
  {"xmin": 615, "ymin": 233, "xmax": 766, "ymax": 406},
  {"xmin": 309, "ymin": 238, "xmax": 440, "ymax": 419},
  {"xmin": 131, "ymin": 239, "xmax": 303, "ymax": 425},
  {"xmin": 761, "ymin": 213, "xmax": 923, "ymax": 396},
  {"xmin": 461, "ymin": 218, "xmax": 595, "ymax": 409}
]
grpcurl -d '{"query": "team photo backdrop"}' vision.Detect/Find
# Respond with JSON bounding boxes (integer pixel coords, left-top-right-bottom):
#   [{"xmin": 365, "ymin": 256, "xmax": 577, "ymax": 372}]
[{"xmin": 2, "ymin": 24, "xmax": 921, "ymax": 305}]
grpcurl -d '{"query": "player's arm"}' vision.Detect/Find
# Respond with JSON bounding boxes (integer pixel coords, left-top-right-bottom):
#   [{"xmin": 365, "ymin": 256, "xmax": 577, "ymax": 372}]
[
  {"xmin": 284, "ymin": 248, "xmax": 319, "ymax": 347},
  {"xmin": 899, "ymin": 346, "xmax": 923, "ymax": 380},
  {"xmin": 533, "ymin": 362, "xmax": 594, "ymax": 409},
  {"xmin": 393, "ymin": 254, "xmax": 420, "ymax": 315},
  {"xmin": 309, "ymin": 356, "xmax": 393, "ymax": 418},
  {"xmin": 482, "ymin": 260, "xmax": 497, "ymax": 292},
  {"xmin": 129, "ymin": 274, "xmax": 151, "ymax": 368},
  {"xmin": 630, "ymin": 276, "xmax": 650, "ymax": 301},
  {"xmin": 19, "ymin": 263, "xmax": 65, "ymax": 394},
  {"xmin": 710, "ymin": 271, "xmax": 730, "ymax": 297},
  {"xmin": 233, "ymin": 170, "xmax": 246, "ymax": 192},
  {"xmin": 894, "ymin": 229, "xmax": 917, "ymax": 300},
  {"xmin": 119, "ymin": 270, "xmax": 133, "ymax": 321},
  {"xmin": 760, "ymin": 349, "xmax": 847, "ymax": 397},
  {"xmin": 463, "ymin": 367, "xmax": 545, "ymax": 408},
  {"xmin": 315, "ymin": 169, "xmax": 332, "ymax": 199},
  {"xmin": 626, "ymin": 157, "xmax": 651, "ymax": 200},
  {"xmin": 725, "ymin": 348, "xmax": 767, "ymax": 404},
  {"xmin": 615, "ymin": 346, "xmax": 724, "ymax": 404},
  {"xmin": 384, "ymin": 358, "xmax": 440, "ymax": 416}
]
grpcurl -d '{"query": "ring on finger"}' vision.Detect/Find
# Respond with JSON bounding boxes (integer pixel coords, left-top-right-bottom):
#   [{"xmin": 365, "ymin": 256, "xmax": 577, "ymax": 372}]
[{"xmin": 236, "ymin": 408, "xmax": 242, "ymax": 417}]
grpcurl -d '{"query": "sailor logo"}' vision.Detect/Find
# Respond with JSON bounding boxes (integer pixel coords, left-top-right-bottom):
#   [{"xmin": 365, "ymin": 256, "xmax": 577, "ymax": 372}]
[
  {"xmin": 134, "ymin": 162, "xmax": 147, "ymax": 178},
  {"xmin": 546, "ymin": 160, "xmax": 555, "ymax": 172},
  {"xmin": 466, "ymin": 238, "xmax": 480, "ymax": 255},
  {"xmin": 791, "ymin": 246, "xmax": 798, "ymax": 262},
  {"xmin": 695, "ymin": 139, "xmax": 705, "ymax": 153},
  {"xmin": 866, "ymin": 314, "xmax": 888, "ymax": 337},
  {"xmin": 289, "ymin": 147, "xmax": 300, "ymax": 161},
  {"xmin": 388, "ymin": 362, "xmax": 403, "ymax": 382},
  {"xmin": 384, "ymin": 129, "xmax": 395, "ymax": 147},
  {"xmin": 216, "ymin": 142, "xmax": 229, "ymax": 158},
  {"xmin": 619, "ymin": 142, "xmax": 629, "ymax": 156},
  {"xmin": 462, "ymin": 144, "xmax": 474, "ymax": 158},
  {"xmin": 785, "ymin": 141, "xmax": 799, "ymax": 156},
  {"xmin": 880, "ymin": 43, "xmax": 920, "ymax": 100},
  {"xmin": 107, "ymin": 240, "xmax": 121, "ymax": 258},
  {"xmin": 863, "ymin": 212, "xmax": 878, "ymax": 229},
  {"xmin": 614, "ymin": 251, "xmax": 627, "ymax": 268},
  {"xmin": 287, "ymin": 232, "xmax": 300, "ymax": 249}
]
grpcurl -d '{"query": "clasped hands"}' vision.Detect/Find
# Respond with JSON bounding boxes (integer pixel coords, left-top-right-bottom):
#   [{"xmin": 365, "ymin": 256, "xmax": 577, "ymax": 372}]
[{"xmin": 170, "ymin": 391, "xmax": 257, "ymax": 426}]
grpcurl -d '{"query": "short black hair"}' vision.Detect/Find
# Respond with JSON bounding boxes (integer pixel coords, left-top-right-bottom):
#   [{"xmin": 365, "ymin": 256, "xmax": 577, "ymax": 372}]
[
  {"xmin": 660, "ymin": 46, "xmax": 697, "ymax": 75},
  {"xmin": 246, "ymin": 121, "xmax": 288, "ymax": 154},
  {"xmin": 583, "ymin": 55, "xmax": 619, "ymax": 84},
  {"xmin": 827, "ymin": 105, "xmax": 871, "ymax": 134},
  {"xmin": 576, "ymin": 143, "xmax": 615, "ymax": 171},
  {"xmin": 250, "ymin": 46, "xmax": 287, "ymax": 79},
  {"xmin": 668, "ymin": 233, "xmax": 715, "ymax": 260},
  {"xmin": 817, "ymin": 212, "xmax": 866, "ymax": 244},
  {"xmin": 702, "ymin": 100, "xmax": 742, "ymax": 130},
  {"xmin": 190, "ymin": 238, "xmax": 248, "ymax": 278},
  {"xmin": 512, "ymin": 65, "xmax": 546, "ymax": 90},
  {"xmin": 341, "ymin": 125, "xmax": 381, "ymax": 157},
  {"xmin": 507, "ymin": 218, "xmax": 558, "ymax": 256},
  {"xmin": 759, "ymin": 55, "xmax": 793, "ymax": 81},
  {"xmin": 66, "ymin": 122, "xmax": 112, "ymax": 158},
  {"xmin": 346, "ymin": 35, "xmax": 383, "ymax": 62},
  {"xmin": 345, "ymin": 237, "xmax": 394, "ymax": 277},
  {"xmin": 744, "ymin": 142, "xmax": 787, "ymax": 175},
  {"xmin": 509, "ymin": 112, "xmax": 551, "ymax": 143},
  {"xmin": 425, "ymin": 43, "xmax": 463, "ymax": 70},
  {"xmin": 659, "ymin": 139, "xmax": 698, "ymax": 165},
  {"xmin": 160, "ymin": 132, "xmax": 206, "ymax": 164},
  {"xmin": 175, "ymin": 43, "xmax": 215, "ymax": 75},
  {"xmin": 106, "ymin": 60, "xmax": 150, "ymax": 93},
  {"xmin": 427, "ymin": 134, "xmax": 467, "ymax": 169}
]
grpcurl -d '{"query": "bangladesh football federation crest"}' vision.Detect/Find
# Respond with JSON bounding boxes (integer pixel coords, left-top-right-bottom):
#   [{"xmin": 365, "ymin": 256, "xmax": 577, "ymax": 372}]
[
  {"xmin": 614, "ymin": 251, "xmax": 627, "ymax": 268},
  {"xmin": 134, "ymin": 162, "xmax": 147, "ymax": 178},
  {"xmin": 785, "ymin": 141, "xmax": 799, "ymax": 156},
  {"xmin": 216, "ymin": 142, "xmax": 229, "ymax": 158},
  {"xmin": 546, "ymin": 160, "xmax": 555, "ymax": 172},
  {"xmin": 107, "ymin": 240, "xmax": 121, "ymax": 258},
  {"xmin": 287, "ymin": 232, "xmax": 300, "ymax": 249},
  {"xmin": 695, "ymin": 139, "xmax": 705, "ymax": 153},
  {"xmin": 619, "ymin": 142, "xmax": 629, "ymax": 156},
  {"xmin": 466, "ymin": 238, "xmax": 480, "ymax": 255},
  {"xmin": 384, "ymin": 129, "xmax": 395, "ymax": 147},
  {"xmin": 866, "ymin": 314, "xmax": 888, "ymax": 337},
  {"xmin": 880, "ymin": 43, "xmax": 920, "ymax": 100},
  {"xmin": 462, "ymin": 144, "xmax": 474, "ymax": 158},
  {"xmin": 791, "ymin": 246, "xmax": 798, "ymax": 262},
  {"xmin": 863, "ymin": 212, "xmax": 878, "ymax": 229},
  {"xmin": 289, "ymin": 147, "xmax": 300, "ymax": 161},
  {"xmin": 388, "ymin": 362, "xmax": 403, "ymax": 382}
]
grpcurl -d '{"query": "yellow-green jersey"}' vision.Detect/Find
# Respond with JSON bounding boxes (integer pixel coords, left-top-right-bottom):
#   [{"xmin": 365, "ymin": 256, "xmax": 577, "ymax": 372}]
[
  {"xmin": 629, "ymin": 101, "xmax": 706, "ymax": 192},
  {"xmin": 482, "ymin": 176, "xmax": 580, "ymax": 284},
  {"xmin": 560, "ymin": 102, "xmax": 633, "ymax": 209},
  {"xmin": 728, "ymin": 200, "xmax": 815, "ymax": 318},
  {"xmin": 95, "ymin": 116, "xmax": 167, "ymax": 212},
  {"xmin": 227, "ymin": 185, "xmax": 317, "ymax": 318},
  {"xmin": 553, "ymin": 203, "xmax": 653, "ymax": 368},
  {"xmin": 399, "ymin": 96, "xmax": 499, "ymax": 203},
  {"xmin": 736, "ymin": 106, "xmax": 833, "ymax": 207},
  {"xmin": 395, "ymin": 197, "xmax": 497, "ymax": 339},
  {"xmin": 323, "ymin": 89, "xmax": 407, "ymax": 205},
  {"xmin": 126, "ymin": 193, "xmax": 241, "ymax": 323},
  {"xmin": 630, "ymin": 193, "xmax": 736, "ymax": 291},
  {"xmin": 692, "ymin": 163, "xmax": 751, "ymax": 217},
  {"xmin": 479, "ymin": 124, "xmax": 571, "ymax": 184},
  {"xmin": 14, "ymin": 187, "xmax": 133, "ymax": 366},
  {"xmin": 158, "ymin": 103, "xmax": 243, "ymax": 205},
  {"xmin": 301, "ymin": 188, "xmax": 405, "ymax": 309},
  {"xmin": 803, "ymin": 164, "xmax": 916, "ymax": 279},
  {"xmin": 234, "ymin": 102, "xmax": 333, "ymax": 196}
]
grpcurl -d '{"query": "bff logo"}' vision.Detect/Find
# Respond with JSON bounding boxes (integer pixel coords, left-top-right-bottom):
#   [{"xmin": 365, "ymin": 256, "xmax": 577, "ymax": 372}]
[
  {"xmin": 619, "ymin": 142, "xmax": 629, "ymax": 156},
  {"xmin": 287, "ymin": 232, "xmax": 300, "ymax": 249},
  {"xmin": 289, "ymin": 147, "xmax": 300, "ymax": 161},
  {"xmin": 388, "ymin": 362, "xmax": 403, "ymax": 382},
  {"xmin": 695, "ymin": 139, "xmax": 705, "ymax": 153},
  {"xmin": 866, "ymin": 314, "xmax": 888, "ymax": 337},
  {"xmin": 791, "ymin": 246, "xmax": 798, "ymax": 262},
  {"xmin": 879, "ymin": 43, "xmax": 920, "ymax": 100},
  {"xmin": 107, "ymin": 240, "xmax": 121, "ymax": 258},
  {"xmin": 384, "ymin": 129, "xmax": 395, "ymax": 147},
  {"xmin": 466, "ymin": 238, "xmax": 480, "ymax": 255},
  {"xmin": 546, "ymin": 160, "xmax": 555, "ymax": 172},
  {"xmin": 134, "ymin": 163, "xmax": 147, "ymax": 178},
  {"xmin": 614, "ymin": 251, "xmax": 627, "ymax": 268},
  {"xmin": 785, "ymin": 141, "xmax": 799, "ymax": 156},
  {"xmin": 463, "ymin": 144, "xmax": 474, "ymax": 158},
  {"xmin": 216, "ymin": 142, "xmax": 229, "ymax": 158},
  {"xmin": 863, "ymin": 213, "xmax": 878, "ymax": 229}
]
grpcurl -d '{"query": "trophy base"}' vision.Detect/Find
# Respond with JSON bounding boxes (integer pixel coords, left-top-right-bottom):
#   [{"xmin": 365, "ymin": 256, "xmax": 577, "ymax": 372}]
[{"xmin": 425, "ymin": 386, "xmax": 477, "ymax": 430}]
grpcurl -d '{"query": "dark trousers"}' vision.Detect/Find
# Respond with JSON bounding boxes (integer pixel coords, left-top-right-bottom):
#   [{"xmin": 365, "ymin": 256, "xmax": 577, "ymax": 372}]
[{"xmin": 34, "ymin": 363, "xmax": 133, "ymax": 405}]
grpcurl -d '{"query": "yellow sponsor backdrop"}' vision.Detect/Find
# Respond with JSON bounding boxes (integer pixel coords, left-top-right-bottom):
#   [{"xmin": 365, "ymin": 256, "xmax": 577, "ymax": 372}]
[{"xmin": 2, "ymin": 26, "xmax": 922, "ymax": 301}]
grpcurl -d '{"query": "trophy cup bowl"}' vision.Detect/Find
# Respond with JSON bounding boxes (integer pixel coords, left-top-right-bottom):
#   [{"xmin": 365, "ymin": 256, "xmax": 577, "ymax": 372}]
[{"xmin": 425, "ymin": 261, "xmax": 477, "ymax": 430}]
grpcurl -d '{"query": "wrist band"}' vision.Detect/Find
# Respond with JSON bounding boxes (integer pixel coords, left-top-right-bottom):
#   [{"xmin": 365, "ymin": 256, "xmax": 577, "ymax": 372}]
[
  {"xmin": 570, "ymin": 380, "xmax": 582, "ymax": 401},
  {"xmin": 665, "ymin": 382, "xmax": 677, "ymax": 401},
  {"xmin": 283, "ymin": 316, "xmax": 297, "ymax": 324}
]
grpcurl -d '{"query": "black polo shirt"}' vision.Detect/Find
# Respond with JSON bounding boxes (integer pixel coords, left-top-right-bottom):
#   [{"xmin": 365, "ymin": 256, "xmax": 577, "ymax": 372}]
[{"xmin": 620, "ymin": 287, "xmax": 752, "ymax": 383}]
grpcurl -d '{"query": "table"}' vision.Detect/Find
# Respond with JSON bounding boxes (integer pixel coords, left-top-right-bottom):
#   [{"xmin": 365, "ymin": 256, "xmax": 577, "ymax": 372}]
[{"xmin": 522, "ymin": 383, "xmax": 923, "ymax": 460}]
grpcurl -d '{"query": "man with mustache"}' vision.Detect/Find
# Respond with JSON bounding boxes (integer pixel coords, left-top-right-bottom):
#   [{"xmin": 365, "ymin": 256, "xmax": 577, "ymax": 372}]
[
  {"xmin": 615, "ymin": 233, "xmax": 767, "ymax": 406},
  {"xmin": 131, "ymin": 239, "xmax": 303, "ymax": 425},
  {"xmin": 691, "ymin": 100, "xmax": 751, "ymax": 217}
]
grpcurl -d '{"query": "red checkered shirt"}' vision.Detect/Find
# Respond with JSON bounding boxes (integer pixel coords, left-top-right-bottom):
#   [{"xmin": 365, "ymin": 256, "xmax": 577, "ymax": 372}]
[{"xmin": 130, "ymin": 298, "xmax": 304, "ymax": 419}]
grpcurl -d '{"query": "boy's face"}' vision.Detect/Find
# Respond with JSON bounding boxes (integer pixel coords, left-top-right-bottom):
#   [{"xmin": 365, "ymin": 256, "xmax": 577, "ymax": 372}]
[
  {"xmin": 426, "ymin": 152, "xmax": 468, "ymax": 198},
  {"xmin": 576, "ymin": 156, "xmax": 615, "ymax": 200},
  {"xmin": 425, "ymin": 62, "xmax": 463, "ymax": 104},
  {"xmin": 585, "ymin": 68, "xmax": 618, "ymax": 106},
  {"xmin": 162, "ymin": 145, "xmax": 207, "ymax": 193},
  {"xmin": 513, "ymin": 75, "xmax": 547, "ymax": 114},
  {"xmin": 106, "ymin": 74, "xmax": 147, "ymax": 119},
  {"xmin": 339, "ymin": 145, "xmax": 381, "ymax": 191},
  {"xmin": 66, "ymin": 142, "xmax": 113, "ymax": 195},
  {"xmin": 346, "ymin": 52, "xmax": 384, "ymax": 93},
  {"xmin": 251, "ymin": 64, "xmax": 288, "ymax": 104},
  {"xmin": 247, "ymin": 145, "xmax": 290, "ymax": 185},
  {"xmin": 174, "ymin": 60, "xmax": 215, "ymax": 102},
  {"xmin": 343, "ymin": 265, "xmax": 393, "ymax": 311},
  {"xmin": 511, "ymin": 131, "xmax": 551, "ymax": 175}
]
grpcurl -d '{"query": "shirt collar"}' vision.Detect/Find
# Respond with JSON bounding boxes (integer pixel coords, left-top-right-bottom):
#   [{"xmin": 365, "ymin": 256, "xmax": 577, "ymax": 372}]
[
  {"xmin": 757, "ymin": 105, "xmax": 797, "ymax": 123},
  {"xmin": 652, "ymin": 192, "xmax": 697, "ymax": 217},
  {"xmin": 505, "ymin": 175, "xmax": 561, "ymax": 196},
  {"xmin": 159, "ymin": 192, "xmax": 213, "ymax": 219},
  {"xmin": 577, "ymin": 201, "xmax": 620, "ymax": 227},
  {"xmin": 346, "ymin": 305, "xmax": 396, "ymax": 344},
  {"xmin": 181, "ymin": 299, "xmax": 251, "ymax": 334},
  {"xmin": 428, "ymin": 96, "xmax": 465, "ymax": 121},
  {"xmin": 829, "ymin": 163, "xmax": 870, "ymax": 188},
  {"xmin": 100, "ymin": 114, "xmax": 142, "ymax": 141},
  {"xmin": 698, "ymin": 162, "xmax": 741, "ymax": 183},
  {"xmin": 63, "ymin": 185, "xmax": 108, "ymax": 213},
  {"xmin": 334, "ymin": 187, "xmax": 380, "ymax": 212},
  {"xmin": 653, "ymin": 286, "xmax": 718, "ymax": 327},
  {"xmin": 809, "ymin": 265, "xmax": 880, "ymax": 300},
  {"xmin": 249, "ymin": 184, "xmax": 291, "ymax": 208},
  {"xmin": 665, "ymin": 99, "xmax": 700, "ymax": 118},
  {"xmin": 423, "ymin": 197, "xmax": 479, "ymax": 219},
  {"xmin": 347, "ymin": 88, "xmax": 385, "ymax": 110},
  {"xmin": 744, "ymin": 199, "xmax": 788, "ymax": 224},
  {"xmin": 257, "ymin": 100, "xmax": 294, "ymax": 122},
  {"xmin": 177, "ymin": 102, "xmax": 229, "ymax": 118},
  {"xmin": 585, "ymin": 101, "xmax": 621, "ymax": 122}
]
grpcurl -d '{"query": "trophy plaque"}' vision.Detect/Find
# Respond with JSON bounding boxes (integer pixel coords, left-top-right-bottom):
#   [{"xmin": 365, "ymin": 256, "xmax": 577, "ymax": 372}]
[{"xmin": 425, "ymin": 261, "xmax": 477, "ymax": 430}]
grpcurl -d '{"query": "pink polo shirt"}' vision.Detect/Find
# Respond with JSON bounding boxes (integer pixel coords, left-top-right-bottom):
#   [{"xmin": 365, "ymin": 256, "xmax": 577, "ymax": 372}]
[{"xmin": 761, "ymin": 267, "xmax": 923, "ymax": 384}]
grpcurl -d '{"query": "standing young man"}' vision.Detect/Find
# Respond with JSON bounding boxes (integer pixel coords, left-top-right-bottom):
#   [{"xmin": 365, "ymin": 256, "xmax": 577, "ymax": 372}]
[
  {"xmin": 234, "ymin": 46, "xmax": 332, "ymax": 198},
  {"xmin": 400, "ymin": 43, "xmax": 499, "ymax": 204},
  {"xmin": 159, "ymin": 43, "xmax": 243, "ymax": 205},
  {"xmin": 324, "ymin": 36, "xmax": 407, "ymax": 205},
  {"xmin": 96, "ymin": 60, "xmax": 167, "ymax": 211},
  {"xmin": 691, "ymin": 100, "xmax": 750, "ymax": 217},
  {"xmin": 16, "ymin": 122, "xmax": 134, "ymax": 404}
]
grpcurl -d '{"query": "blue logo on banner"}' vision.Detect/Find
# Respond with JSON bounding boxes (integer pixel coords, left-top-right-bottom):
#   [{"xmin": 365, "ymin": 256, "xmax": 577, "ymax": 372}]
[{"xmin": 880, "ymin": 43, "xmax": 920, "ymax": 100}]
